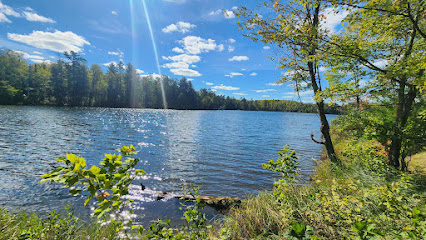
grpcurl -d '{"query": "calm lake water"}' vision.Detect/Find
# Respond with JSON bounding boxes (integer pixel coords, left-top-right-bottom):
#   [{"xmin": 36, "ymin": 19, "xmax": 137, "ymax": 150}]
[{"xmin": 0, "ymin": 106, "xmax": 336, "ymax": 224}]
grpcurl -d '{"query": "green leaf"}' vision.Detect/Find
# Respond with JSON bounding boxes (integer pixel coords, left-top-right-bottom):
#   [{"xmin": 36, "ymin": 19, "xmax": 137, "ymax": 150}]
[
  {"xmin": 84, "ymin": 195, "xmax": 93, "ymax": 206},
  {"xmin": 89, "ymin": 165, "xmax": 101, "ymax": 175}
]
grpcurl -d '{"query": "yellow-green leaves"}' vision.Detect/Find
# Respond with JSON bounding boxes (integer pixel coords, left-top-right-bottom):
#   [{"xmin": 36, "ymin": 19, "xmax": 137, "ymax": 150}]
[
  {"xmin": 263, "ymin": 145, "xmax": 299, "ymax": 198},
  {"xmin": 89, "ymin": 165, "xmax": 100, "ymax": 175},
  {"xmin": 40, "ymin": 145, "xmax": 145, "ymax": 221}
]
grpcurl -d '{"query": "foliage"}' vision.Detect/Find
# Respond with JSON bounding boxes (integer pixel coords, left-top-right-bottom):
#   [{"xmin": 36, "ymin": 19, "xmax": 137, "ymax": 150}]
[
  {"xmin": 324, "ymin": 0, "xmax": 426, "ymax": 169},
  {"xmin": 263, "ymin": 145, "xmax": 300, "ymax": 199},
  {"xmin": 219, "ymin": 139, "xmax": 426, "ymax": 239},
  {"xmin": 0, "ymin": 206, "xmax": 120, "ymax": 240},
  {"xmin": 40, "ymin": 145, "xmax": 145, "ymax": 220},
  {"xmin": 263, "ymin": 145, "xmax": 299, "ymax": 182},
  {"xmin": 352, "ymin": 221, "xmax": 383, "ymax": 240},
  {"xmin": 39, "ymin": 146, "xmax": 215, "ymax": 239},
  {"xmin": 236, "ymin": 0, "xmax": 340, "ymax": 163},
  {"xmin": 0, "ymin": 49, "xmax": 339, "ymax": 114},
  {"xmin": 332, "ymin": 100, "xmax": 426, "ymax": 168},
  {"xmin": 283, "ymin": 221, "xmax": 316, "ymax": 240}
]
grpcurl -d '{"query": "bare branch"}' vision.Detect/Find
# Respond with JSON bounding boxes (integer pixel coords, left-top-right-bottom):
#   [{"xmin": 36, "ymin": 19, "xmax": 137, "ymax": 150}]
[{"xmin": 311, "ymin": 132, "xmax": 325, "ymax": 145}]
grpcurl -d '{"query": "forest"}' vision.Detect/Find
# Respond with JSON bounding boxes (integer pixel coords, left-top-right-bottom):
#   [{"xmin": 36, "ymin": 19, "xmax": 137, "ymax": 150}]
[{"xmin": 0, "ymin": 49, "xmax": 339, "ymax": 114}]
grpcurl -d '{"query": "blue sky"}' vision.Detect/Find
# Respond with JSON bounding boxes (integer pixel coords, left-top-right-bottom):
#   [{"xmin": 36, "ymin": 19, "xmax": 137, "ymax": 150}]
[{"xmin": 0, "ymin": 0, "xmax": 349, "ymax": 101}]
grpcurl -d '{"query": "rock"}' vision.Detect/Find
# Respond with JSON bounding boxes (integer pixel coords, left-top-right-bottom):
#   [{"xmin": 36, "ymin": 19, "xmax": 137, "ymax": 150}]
[
  {"xmin": 156, "ymin": 191, "xmax": 170, "ymax": 201},
  {"xmin": 174, "ymin": 195, "xmax": 242, "ymax": 211}
]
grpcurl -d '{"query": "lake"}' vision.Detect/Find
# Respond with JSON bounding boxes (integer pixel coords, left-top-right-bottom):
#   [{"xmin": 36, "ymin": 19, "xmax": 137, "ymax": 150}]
[{"xmin": 0, "ymin": 106, "xmax": 336, "ymax": 224}]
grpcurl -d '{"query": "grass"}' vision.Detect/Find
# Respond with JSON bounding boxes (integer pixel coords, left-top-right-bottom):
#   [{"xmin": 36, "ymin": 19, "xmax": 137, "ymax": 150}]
[
  {"xmin": 409, "ymin": 151, "xmax": 426, "ymax": 174},
  {"xmin": 0, "ymin": 208, "xmax": 120, "ymax": 240}
]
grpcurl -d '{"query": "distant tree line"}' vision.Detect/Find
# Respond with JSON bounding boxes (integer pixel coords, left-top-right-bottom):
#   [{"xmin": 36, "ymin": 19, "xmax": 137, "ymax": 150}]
[{"xmin": 0, "ymin": 49, "xmax": 339, "ymax": 114}]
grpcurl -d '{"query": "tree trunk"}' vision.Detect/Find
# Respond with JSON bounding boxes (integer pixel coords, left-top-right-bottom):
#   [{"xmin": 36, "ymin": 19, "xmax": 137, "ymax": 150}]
[
  {"xmin": 388, "ymin": 83, "xmax": 417, "ymax": 170},
  {"xmin": 308, "ymin": 61, "xmax": 339, "ymax": 164},
  {"xmin": 317, "ymin": 100, "xmax": 339, "ymax": 163},
  {"xmin": 305, "ymin": 3, "xmax": 339, "ymax": 164}
]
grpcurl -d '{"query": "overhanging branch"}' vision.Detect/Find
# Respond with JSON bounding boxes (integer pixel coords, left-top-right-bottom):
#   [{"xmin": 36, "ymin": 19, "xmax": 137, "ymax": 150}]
[{"xmin": 311, "ymin": 132, "xmax": 325, "ymax": 145}]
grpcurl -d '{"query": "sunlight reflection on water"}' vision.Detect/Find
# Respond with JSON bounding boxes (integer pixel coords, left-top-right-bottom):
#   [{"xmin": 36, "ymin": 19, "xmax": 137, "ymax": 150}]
[{"xmin": 0, "ymin": 106, "xmax": 336, "ymax": 224}]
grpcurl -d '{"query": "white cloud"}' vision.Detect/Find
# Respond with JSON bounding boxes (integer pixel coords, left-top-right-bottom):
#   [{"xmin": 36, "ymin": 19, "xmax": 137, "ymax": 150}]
[
  {"xmin": 228, "ymin": 46, "xmax": 235, "ymax": 52},
  {"xmin": 249, "ymin": 72, "xmax": 257, "ymax": 76},
  {"xmin": 284, "ymin": 90, "xmax": 314, "ymax": 96},
  {"xmin": 241, "ymin": 68, "xmax": 247, "ymax": 71},
  {"xmin": 263, "ymin": 46, "xmax": 270, "ymax": 50},
  {"xmin": 162, "ymin": 61, "xmax": 189, "ymax": 69},
  {"xmin": 205, "ymin": 82, "xmax": 214, "ymax": 85},
  {"xmin": 228, "ymin": 38, "xmax": 236, "ymax": 43},
  {"xmin": 224, "ymin": 10, "xmax": 235, "ymax": 19},
  {"xmin": 8, "ymin": 30, "xmax": 90, "ymax": 53},
  {"xmin": 233, "ymin": 92, "xmax": 247, "ymax": 96},
  {"xmin": 23, "ymin": 11, "xmax": 55, "ymax": 23},
  {"xmin": 103, "ymin": 61, "xmax": 119, "ymax": 67},
  {"xmin": 283, "ymin": 69, "xmax": 307, "ymax": 78},
  {"xmin": 229, "ymin": 56, "xmax": 249, "ymax": 61},
  {"xmin": 136, "ymin": 69, "xmax": 145, "ymax": 74},
  {"xmin": 164, "ymin": 35, "xmax": 223, "ymax": 78},
  {"xmin": 111, "ymin": 11, "xmax": 118, "ymax": 15},
  {"xmin": 170, "ymin": 68, "xmax": 201, "ymax": 77},
  {"xmin": 162, "ymin": 54, "xmax": 201, "ymax": 64},
  {"xmin": 163, "ymin": 53, "xmax": 202, "ymax": 77},
  {"xmin": 209, "ymin": 9, "xmax": 222, "ymax": 16},
  {"xmin": 162, "ymin": 21, "xmax": 196, "ymax": 34},
  {"xmin": 108, "ymin": 49, "xmax": 124, "ymax": 59},
  {"xmin": 217, "ymin": 44, "xmax": 224, "ymax": 52},
  {"xmin": 288, "ymin": 82, "xmax": 309, "ymax": 88},
  {"xmin": 212, "ymin": 84, "xmax": 239, "ymax": 91},
  {"xmin": 140, "ymin": 73, "xmax": 163, "ymax": 79},
  {"xmin": 14, "ymin": 50, "xmax": 51, "ymax": 63},
  {"xmin": 0, "ymin": 2, "xmax": 20, "ymax": 17},
  {"xmin": 256, "ymin": 89, "xmax": 277, "ymax": 93},
  {"xmin": 0, "ymin": 2, "xmax": 20, "ymax": 22},
  {"xmin": 319, "ymin": 66, "xmax": 327, "ymax": 72},
  {"xmin": 321, "ymin": 8, "xmax": 350, "ymax": 33},
  {"xmin": 373, "ymin": 59, "xmax": 388, "ymax": 68},
  {"xmin": 179, "ymin": 36, "xmax": 219, "ymax": 54},
  {"xmin": 225, "ymin": 72, "xmax": 243, "ymax": 78},
  {"xmin": 262, "ymin": 95, "xmax": 270, "ymax": 98},
  {"xmin": 0, "ymin": 12, "xmax": 11, "ymax": 22},
  {"xmin": 267, "ymin": 82, "xmax": 284, "ymax": 86},
  {"xmin": 209, "ymin": 7, "xmax": 236, "ymax": 19},
  {"xmin": 172, "ymin": 47, "xmax": 184, "ymax": 53},
  {"xmin": 187, "ymin": 78, "xmax": 194, "ymax": 81},
  {"xmin": 1, "ymin": 4, "xmax": 55, "ymax": 23}
]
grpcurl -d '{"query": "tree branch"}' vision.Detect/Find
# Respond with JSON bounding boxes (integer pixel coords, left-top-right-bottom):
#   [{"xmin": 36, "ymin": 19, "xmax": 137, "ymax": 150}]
[{"xmin": 311, "ymin": 132, "xmax": 325, "ymax": 145}]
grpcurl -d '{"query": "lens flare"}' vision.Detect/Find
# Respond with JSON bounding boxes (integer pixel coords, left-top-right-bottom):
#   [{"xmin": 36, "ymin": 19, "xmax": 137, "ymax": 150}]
[
  {"xmin": 129, "ymin": 0, "xmax": 167, "ymax": 109},
  {"xmin": 141, "ymin": 0, "xmax": 168, "ymax": 109}
]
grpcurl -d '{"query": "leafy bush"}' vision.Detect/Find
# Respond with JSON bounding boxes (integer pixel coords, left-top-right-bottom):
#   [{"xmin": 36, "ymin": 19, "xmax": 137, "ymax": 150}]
[
  {"xmin": 41, "ymin": 145, "xmax": 145, "ymax": 221},
  {"xmin": 0, "ymin": 206, "xmax": 120, "ymax": 240},
  {"xmin": 39, "ymin": 145, "xmax": 214, "ymax": 239}
]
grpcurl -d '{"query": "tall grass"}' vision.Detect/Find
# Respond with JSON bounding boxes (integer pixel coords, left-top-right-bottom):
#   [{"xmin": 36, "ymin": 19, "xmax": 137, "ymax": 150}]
[{"xmin": 0, "ymin": 208, "xmax": 120, "ymax": 240}]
